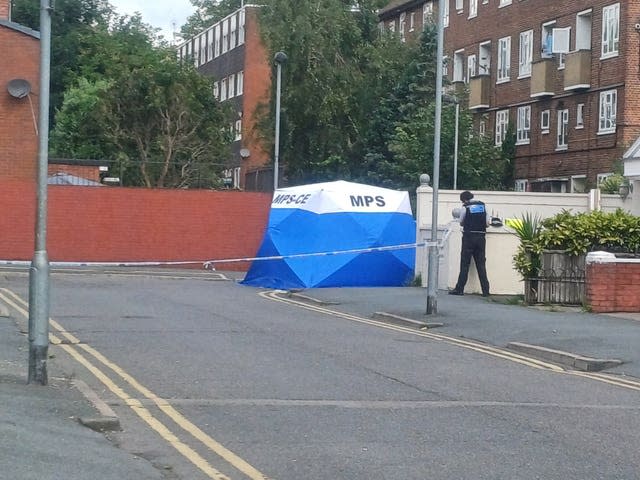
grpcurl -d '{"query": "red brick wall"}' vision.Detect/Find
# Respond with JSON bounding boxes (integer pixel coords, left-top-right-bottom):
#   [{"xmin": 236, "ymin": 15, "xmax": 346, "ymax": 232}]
[
  {"xmin": 586, "ymin": 261, "xmax": 640, "ymax": 313},
  {"xmin": 0, "ymin": 181, "xmax": 272, "ymax": 271},
  {"xmin": 0, "ymin": 0, "xmax": 9, "ymax": 19},
  {"xmin": 0, "ymin": 26, "xmax": 39, "ymax": 181}
]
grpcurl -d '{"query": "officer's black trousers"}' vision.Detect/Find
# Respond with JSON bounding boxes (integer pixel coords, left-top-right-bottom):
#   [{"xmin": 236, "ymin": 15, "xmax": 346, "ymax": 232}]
[{"xmin": 454, "ymin": 233, "xmax": 490, "ymax": 295}]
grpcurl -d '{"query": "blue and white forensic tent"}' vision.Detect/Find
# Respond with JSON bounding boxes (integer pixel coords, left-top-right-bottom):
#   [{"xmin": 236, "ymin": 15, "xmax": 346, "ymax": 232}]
[{"xmin": 241, "ymin": 180, "xmax": 416, "ymax": 289}]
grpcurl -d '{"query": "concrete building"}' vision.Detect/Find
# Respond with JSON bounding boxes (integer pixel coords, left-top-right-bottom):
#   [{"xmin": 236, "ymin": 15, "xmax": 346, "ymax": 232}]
[
  {"xmin": 177, "ymin": 5, "xmax": 273, "ymax": 191},
  {"xmin": 381, "ymin": 0, "xmax": 640, "ymax": 193},
  {"xmin": 0, "ymin": 0, "xmax": 39, "ymax": 182}
]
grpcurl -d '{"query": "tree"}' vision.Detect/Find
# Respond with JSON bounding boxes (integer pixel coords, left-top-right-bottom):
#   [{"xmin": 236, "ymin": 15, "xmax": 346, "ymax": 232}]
[{"xmin": 51, "ymin": 47, "xmax": 233, "ymax": 188}]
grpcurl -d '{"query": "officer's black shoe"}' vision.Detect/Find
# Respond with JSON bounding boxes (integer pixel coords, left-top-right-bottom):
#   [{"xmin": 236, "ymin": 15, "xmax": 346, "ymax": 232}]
[
  {"xmin": 482, "ymin": 292, "xmax": 490, "ymax": 297},
  {"xmin": 448, "ymin": 290, "xmax": 463, "ymax": 296}
]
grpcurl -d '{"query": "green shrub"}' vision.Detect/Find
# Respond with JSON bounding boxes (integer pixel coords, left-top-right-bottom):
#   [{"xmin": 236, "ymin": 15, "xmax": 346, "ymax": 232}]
[{"xmin": 509, "ymin": 209, "xmax": 640, "ymax": 279}]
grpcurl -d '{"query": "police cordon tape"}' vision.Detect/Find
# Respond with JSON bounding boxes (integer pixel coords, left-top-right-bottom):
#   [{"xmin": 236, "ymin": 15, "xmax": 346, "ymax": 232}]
[{"xmin": 0, "ymin": 225, "xmax": 456, "ymax": 270}]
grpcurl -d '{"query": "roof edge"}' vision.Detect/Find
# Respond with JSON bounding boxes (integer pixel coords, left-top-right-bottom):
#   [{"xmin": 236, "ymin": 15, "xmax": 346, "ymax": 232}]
[{"xmin": 0, "ymin": 19, "xmax": 40, "ymax": 39}]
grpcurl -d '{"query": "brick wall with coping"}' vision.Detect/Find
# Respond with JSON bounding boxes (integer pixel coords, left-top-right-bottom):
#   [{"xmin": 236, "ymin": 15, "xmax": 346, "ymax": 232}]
[
  {"xmin": 0, "ymin": 181, "xmax": 272, "ymax": 271},
  {"xmin": 586, "ymin": 256, "xmax": 640, "ymax": 313}
]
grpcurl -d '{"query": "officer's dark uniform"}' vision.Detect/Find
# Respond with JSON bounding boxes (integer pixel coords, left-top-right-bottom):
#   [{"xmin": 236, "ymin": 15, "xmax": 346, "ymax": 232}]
[{"xmin": 450, "ymin": 197, "xmax": 490, "ymax": 296}]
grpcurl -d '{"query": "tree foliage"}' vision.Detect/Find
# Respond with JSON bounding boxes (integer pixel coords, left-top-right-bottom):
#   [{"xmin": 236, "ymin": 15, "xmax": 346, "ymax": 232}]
[
  {"xmin": 51, "ymin": 48, "xmax": 233, "ymax": 188},
  {"xmin": 257, "ymin": 0, "xmax": 510, "ymax": 192}
]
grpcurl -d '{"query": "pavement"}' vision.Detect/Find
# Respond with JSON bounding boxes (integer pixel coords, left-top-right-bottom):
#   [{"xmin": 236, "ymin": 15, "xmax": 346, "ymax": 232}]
[{"xmin": 2, "ymin": 278, "xmax": 640, "ymax": 479}]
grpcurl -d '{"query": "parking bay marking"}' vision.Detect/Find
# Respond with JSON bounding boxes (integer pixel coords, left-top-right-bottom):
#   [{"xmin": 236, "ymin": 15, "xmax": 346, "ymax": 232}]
[
  {"xmin": 262, "ymin": 290, "xmax": 640, "ymax": 393},
  {"xmin": 0, "ymin": 288, "xmax": 271, "ymax": 480}
]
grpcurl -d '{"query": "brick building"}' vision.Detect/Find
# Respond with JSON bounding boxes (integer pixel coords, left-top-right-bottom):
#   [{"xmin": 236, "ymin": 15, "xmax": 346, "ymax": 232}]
[
  {"xmin": 381, "ymin": 0, "xmax": 640, "ymax": 193},
  {"xmin": 0, "ymin": 0, "xmax": 39, "ymax": 182},
  {"xmin": 178, "ymin": 5, "xmax": 273, "ymax": 191}
]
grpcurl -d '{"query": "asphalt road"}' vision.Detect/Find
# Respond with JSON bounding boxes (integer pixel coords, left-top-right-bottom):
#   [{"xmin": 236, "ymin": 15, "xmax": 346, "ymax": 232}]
[{"xmin": 2, "ymin": 268, "xmax": 639, "ymax": 480}]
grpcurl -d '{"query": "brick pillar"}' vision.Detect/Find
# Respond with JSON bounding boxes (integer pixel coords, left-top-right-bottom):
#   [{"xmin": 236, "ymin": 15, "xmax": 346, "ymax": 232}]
[{"xmin": 0, "ymin": 0, "xmax": 10, "ymax": 20}]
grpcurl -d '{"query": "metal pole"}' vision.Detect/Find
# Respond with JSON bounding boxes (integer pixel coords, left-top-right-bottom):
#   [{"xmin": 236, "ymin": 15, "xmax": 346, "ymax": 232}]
[
  {"xmin": 273, "ymin": 61, "xmax": 282, "ymax": 191},
  {"xmin": 453, "ymin": 102, "xmax": 459, "ymax": 190},
  {"xmin": 426, "ymin": 0, "xmax": 445, "ymax": 315},
  {"xmin": 28, "ymin": 0, "xmax": 52, "ymax": 384}
]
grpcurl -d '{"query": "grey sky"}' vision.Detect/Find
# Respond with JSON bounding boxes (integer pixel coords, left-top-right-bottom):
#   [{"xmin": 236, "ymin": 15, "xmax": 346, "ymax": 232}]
[{"xmin": 108, "ymin": 0, "xmax": 196, "ymax": 42}]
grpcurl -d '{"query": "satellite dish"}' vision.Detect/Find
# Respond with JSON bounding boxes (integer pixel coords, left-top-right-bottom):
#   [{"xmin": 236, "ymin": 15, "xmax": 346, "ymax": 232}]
[
  {"xmin": 240, "ymin": 148, "xmax": 251, "ymax": 159},
  {"xmin": 7, "ymin": 79, "xmax": 31, "ymax": 99}
]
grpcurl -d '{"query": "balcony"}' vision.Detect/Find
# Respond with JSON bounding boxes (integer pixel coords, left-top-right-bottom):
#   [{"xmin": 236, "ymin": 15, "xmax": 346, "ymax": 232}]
[
  {"xmin": 530, "ymin": 59, "xmax": 555, "ymax": 98},
  {"xmin": 469, "ymin": 75, "xmax": 490, "ymax": 110},
  {"xmin": 564, "ymin": 50, "xmax": 591, "ymax": 91}
]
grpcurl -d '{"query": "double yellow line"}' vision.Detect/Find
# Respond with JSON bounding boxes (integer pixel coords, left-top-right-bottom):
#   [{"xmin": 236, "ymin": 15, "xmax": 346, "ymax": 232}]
[
  {"xmin": 262, "ymin": 290, "xmax": 640, "ymax": 393},
  {"xmin": 0, "ymin": 288, "xmax": 271, "ymax": 480}
]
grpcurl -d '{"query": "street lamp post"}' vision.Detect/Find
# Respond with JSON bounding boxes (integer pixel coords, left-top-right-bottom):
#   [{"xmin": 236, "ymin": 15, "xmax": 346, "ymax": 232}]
[
  {"xmin": 426, "ymin": 0, "xmax": 445, "ymax": 315},
  {"xmin": 29, "ymin": 0, "xmax": 53, "ymax": 384},
  {"xmin": 273, "ymin": 51, "xmax": 287, "ymax": 191}
]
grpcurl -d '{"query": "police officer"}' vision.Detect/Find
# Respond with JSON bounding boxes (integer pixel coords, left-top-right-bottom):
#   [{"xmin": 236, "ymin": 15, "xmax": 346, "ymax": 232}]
[{"xmin": 449, "ymin": 190, "xmax": 491, "ymax": 297}]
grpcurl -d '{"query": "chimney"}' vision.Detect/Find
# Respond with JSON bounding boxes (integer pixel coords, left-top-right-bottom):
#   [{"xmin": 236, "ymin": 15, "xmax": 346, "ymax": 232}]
[{"xmin": 0, "ymin": 0, "xmax": 10, "ymax": 20}]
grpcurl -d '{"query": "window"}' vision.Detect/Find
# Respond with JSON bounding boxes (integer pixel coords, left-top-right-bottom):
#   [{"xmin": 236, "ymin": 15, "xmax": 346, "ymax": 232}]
[
  {"xmin": 541, "ymin": 21, "xmax": 555, "ymax": 58},
  {"xmin": 238, "ymin": 9, "xmax": 246, "ymax": 45},
  {"xmin": 399, "ymin": 13, "xmax": 406, "ymax": 42},
  {"xmin": 388, "ymin": 21, "xmax": 395, "ymax": 33},
  {"xmin": 497, "ymin": 36, "xmax": 511, "ymax": 82},
  {"xmin": 229, "ymin": 14, "xmax": 237, "ymax": 50},
  {"xmin": 576, "ymin": 9, "xmax": 592, "ymax": 50},
  {"xmin": 214, "ymin": 25, "xmax": 221, "ymax": 57},
  {"xmin": 233, "ymin": 167, "xmax": 241, "ymax": 189},
  {"xmin": 479, "ymin": 41, "xmax": 491, "ymax": 74},
  {"xmin": 456, "ymin": 0, "xmax": 463, "ymax": 11},
  {"xmin": 519, "ymin": 30, "xmax": 533, "ymax": 78},
  {"xmin": 222, "ymin": 19, "xmax": 229, "ymax": 54},
  {"xmin": 237, "ymin": 71, "xmax": 244, "ymax": 95},
  {"xmin": 234, "ymin": 119, "xmax": 242, "ymax": 141},
  {"xmin": 602, "ymin": 3, "xmax": 620, "ymax": 58},
  {"xmin": 423, "ymin": 2, "xmax": 433, "ymax": 27},
  {"xmin": 213, "ymin": 81, "xmax": 219, "ymax": 100},
  {"xmin": 557, "ymin": 109, "xmax": 569, "ymax": 149},
  {"xmin": 453, "ymin": 50, "xmax": 465, "ymax": 82},
  {"xmin": 495, "ymin": 109, "xmax": 509, "ymax": 146},
  {"xmin": 220, "ymin": 78, "xmax": 228, "ymax": 101},
  {"xmin": 442, "ymin": 55, "xmax": 449, "ymax": 77},
  {"xmin": 444, "ymin": 0, "xmax": 450, "ymax": 27},
  {"xmin": 409, "ymin": 12, "xmax": 415, "ymax": 32},
  {"xmin": 515, "ymin": 179, "xmax": 528, "ymax": 192},
  {"xmin": 597, "ymin": 172, "xmax": 614, "ymax": 186},
  {"xmin": 228, "ymin": 74, "xmax": 236, "ymax": 98},
  {"xmin": 576, "ymin": 103, "xmax": 584, "ymax": 129},
  {"xmin": 469, "ymin": 0, "xmax": 478, "ymax": 18},
  {"xmin": 571, "ymin": 176, "xmax": 587, "ymax": 193},
  {"xmin": 541, "ymin": 109, "xmax": 550, "ymax": 133},
  {"xmin": 599, "ymin": 89, "xmax": 617, "ymax": 133},
  {"xmin": 516, "ymin": 106, "xmax": 531, "ymax": 144},
  {"xmin": 467, "ymin": 54, "xmax": 477, "ymax": 82},
  {"xmin": 499, "ymin": 0, "xmax": 512, "ymax": 6},
  {"xmin": 479, "ymin": 120, "xmax": 486, "ymax": 137}
]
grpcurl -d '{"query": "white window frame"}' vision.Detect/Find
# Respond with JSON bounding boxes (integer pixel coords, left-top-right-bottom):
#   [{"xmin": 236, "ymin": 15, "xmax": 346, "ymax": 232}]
[
  {"xmin": 540, "ymin": 110, "xmax": 550, "ymax": 134},
  {"xmin": 598, "ymin": 89, "xmax": 617, "ymax": 134},
  {"xmin": 453, "ymin": 50, "xmax": 465, "ymax": 83},
  {"xmin": 399, "ymin": 12, "xmax": 406, "ymax": 42},
  {"xmin": 234, "ymin": 119, "xmax": 242, "ymax": 141},
  {"xmin": 541, "ymin": 21, "xmax": 555, "ymax": 59},
  {"xmin": 456, "ymin": 0, "xmax": 464, "ymax": 12},
  {"xmin": 516, "ymin": 106, "xmax": 531, "ymax": 145},
  {"xmin": 515, "ymin": 179, "xmax": 528, "ymax": 192},
  {"xmin": 237, "ymin": 71, "xmax": 244, "ymax": 95},
  {"xmin": 576, "ymin": 103, "xmax": 584, "ymax": 129},
  {"xmin": 214, "ymin": 25, "xmax": 221, "ymax": 57},
  {"xmin": 479, "ymin": 41, "xmax": 491, "ymax": 75},
  {"xmin": 388, "ymin": 21, "xmax": 395, "ymax": 33},
  {"xmin": 229, "ymin": 14, "xmax": 237, "ymax": 50},
  {"xmin": 557, "ymin": 109, "xmax": 569, "ymax": 150},
  {"xmin": 499, "ymin": 0, "xmax": 512, "ymax": 7},
  {"xmin": 220, "ymin": 78, "xmax": 228, "ymax": 101},
  {"xmin": 423, "ymin": 2, "xmax": 433, "ymax": 27},
  {"xmin": 467, "ymin": 54, "xmax": 477, "ymax": 82},
  {"xmin": 228, "ymin": 74, "xmax": 236, "ymax": 98},
  {"xmin": 479, "ymin": 120, "xmax": 486, "ymax": 137},
  {"xmin": 222, "ymin": 19, "xmax": 229, "ymax": 54},
  {"xmin": 409, "ymin": 12, "xmax": 415, "ymax": 32},
  {"xmin": 495, "ymin": 109, "xmax": 509, "ymax": 146},
  {"xmin": 238, "ymin": 8, "xmax": 246, "ymax": 45},
  {"xmin": 518, "ymin": 30, "xmax": 533, "ymax": 78},
  {"xmin": 601, "ymin": 3, "xmax": 620, "ymax": 59},
  {"xmin": 497, "ymin": 36, "xmax": 511, "ymax": 83},
  {"xmin": 213, "ymin": 81, "xmax": 219, "ymax": 100},
  {"xmin": 469, "ymin": 0, "xmax": 478, "ymax": 19},
  {"xmin": 571, "ymin": 175, "xmax": 587, "ymax": 193},
  {"xmin": 444, "ymin": 0, "xmax": 450, "ymax": 27}
]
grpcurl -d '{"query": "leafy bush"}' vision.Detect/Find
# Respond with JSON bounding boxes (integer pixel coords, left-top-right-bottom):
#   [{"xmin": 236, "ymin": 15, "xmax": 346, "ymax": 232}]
[{"xmin": 509, "ymin": 209, "xmax": 640, "ymax": 279}]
